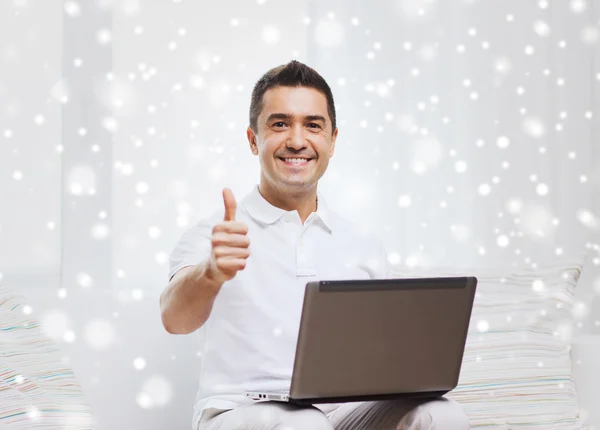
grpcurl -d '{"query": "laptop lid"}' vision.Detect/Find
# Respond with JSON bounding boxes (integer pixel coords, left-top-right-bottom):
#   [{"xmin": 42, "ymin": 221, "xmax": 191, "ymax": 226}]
[{"xmin": 288, "ymin": 276, "xmax": 477, "ymax": 405}]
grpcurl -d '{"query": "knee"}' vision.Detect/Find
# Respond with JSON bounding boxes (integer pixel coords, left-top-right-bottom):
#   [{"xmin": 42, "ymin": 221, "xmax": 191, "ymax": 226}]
[
  {"xmin": 398, "ymin": 398, "xmax": 470, "ymax": 430},
  {"xmin": 273, "ymin": 406, "xmax": 333, "ymax": 430},
  {"xmin": 431, "ymin": 398, "xmax": 470, "ymax": 429}
]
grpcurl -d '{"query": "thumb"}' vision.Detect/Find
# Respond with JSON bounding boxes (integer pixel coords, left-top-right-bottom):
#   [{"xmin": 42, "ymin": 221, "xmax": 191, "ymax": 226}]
[{"xmin": 223, "ymin": 188, "xmax": 237, "ymax": 221}]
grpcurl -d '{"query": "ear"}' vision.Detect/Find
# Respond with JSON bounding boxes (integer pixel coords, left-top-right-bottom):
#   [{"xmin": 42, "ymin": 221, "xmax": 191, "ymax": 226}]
[
  {"xmin": 247, "ymin": 126, "xmax": 258, "ymax": 156},
  {"xmin": 329, "ymin": 128, "xmax": 338, "ymax": 158}
]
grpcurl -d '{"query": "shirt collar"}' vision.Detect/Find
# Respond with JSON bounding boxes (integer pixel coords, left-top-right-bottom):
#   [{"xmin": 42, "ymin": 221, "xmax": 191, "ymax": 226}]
[{"xmin": 241, "ymin": 184, "xmax": 332, "ymax": 232}]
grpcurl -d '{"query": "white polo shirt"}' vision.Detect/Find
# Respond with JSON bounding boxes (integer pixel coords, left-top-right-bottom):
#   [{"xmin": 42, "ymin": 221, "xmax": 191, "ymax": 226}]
[{"xmin": 167, "ymin": 184, "xmax": 390, "ymax": 429}]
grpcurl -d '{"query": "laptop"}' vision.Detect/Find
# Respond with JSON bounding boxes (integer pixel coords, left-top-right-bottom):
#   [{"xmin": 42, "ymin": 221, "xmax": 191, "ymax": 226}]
[{"xmin": 245, "ymin": 276, "xmax": 477, "ymax": 406}]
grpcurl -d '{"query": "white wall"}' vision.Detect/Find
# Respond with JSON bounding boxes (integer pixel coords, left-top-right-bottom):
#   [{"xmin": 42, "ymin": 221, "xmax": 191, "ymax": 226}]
[
  {"xmin": 3, "ymin": 0, "xmax": 598, "ymax": 327},
  {"xmin": 0, "ymin": 0, "xmax": 63, "ymax": 286},
  {"xmin": 309, "ymin": 0, "xmax": 600, "ymax": 329}
]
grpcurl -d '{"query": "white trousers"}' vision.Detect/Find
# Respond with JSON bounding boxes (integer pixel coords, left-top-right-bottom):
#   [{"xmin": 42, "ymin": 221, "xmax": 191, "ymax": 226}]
[{"xmin": 198, "ymin": 397, "xmax": 470, "ymax": 430}]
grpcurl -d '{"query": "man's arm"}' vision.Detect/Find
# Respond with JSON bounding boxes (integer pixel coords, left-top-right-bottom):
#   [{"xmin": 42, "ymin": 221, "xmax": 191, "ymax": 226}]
[
  {"xmin": 160, "ymin": 260, "xmax": 224, "ymax": 335},
  {"xmin": 161, "ymin": 187, "xmax": 249, "ymax": 335}
]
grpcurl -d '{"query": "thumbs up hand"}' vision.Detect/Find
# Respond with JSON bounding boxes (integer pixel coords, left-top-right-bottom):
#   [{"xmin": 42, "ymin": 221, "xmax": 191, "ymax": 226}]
[
  {"xmin": 206, "ymin": 188, "xmax": 251, "ymax": 284},
  {"xmin": 223, "ymin": 187, "xmax": 237, "ymax": 221}
]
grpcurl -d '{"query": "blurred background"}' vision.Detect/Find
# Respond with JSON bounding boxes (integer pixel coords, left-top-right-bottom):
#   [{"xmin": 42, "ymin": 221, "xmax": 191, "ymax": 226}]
[{"xmin": 1, "ymin": 0, "xmax": 599, "ymax": 429}]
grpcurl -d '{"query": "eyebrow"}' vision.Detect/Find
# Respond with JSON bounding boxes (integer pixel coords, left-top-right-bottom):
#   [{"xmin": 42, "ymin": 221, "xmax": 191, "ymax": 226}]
[{"xmin": 265, "ymin": 113, "xmax": 327, "ymax": 125}]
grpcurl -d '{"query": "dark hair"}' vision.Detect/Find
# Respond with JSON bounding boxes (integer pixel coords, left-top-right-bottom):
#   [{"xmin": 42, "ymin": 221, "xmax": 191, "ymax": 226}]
[{"xmin": 249, "ymin": 60, "xmax": 336, "ymax": 136}]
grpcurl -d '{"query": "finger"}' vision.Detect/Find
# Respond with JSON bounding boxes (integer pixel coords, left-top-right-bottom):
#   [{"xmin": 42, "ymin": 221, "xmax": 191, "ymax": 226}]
[
  {"xmin": 212, "ymin": 232, "xmax": 250, "ymax": 248},
  {"xmin": 214, "ymin": 246, "xmax": 250, "ymax": 258},
  {"xmin": 213, "ymin": 222, "xmax": 249, "ymax": 235},
  {"xmin": 223, "ymin": 188, "xmax": 237, "ymax": 221},
  {"xmin": 217, "ymin": 257, "xmax": 247, "ymax": 271}
]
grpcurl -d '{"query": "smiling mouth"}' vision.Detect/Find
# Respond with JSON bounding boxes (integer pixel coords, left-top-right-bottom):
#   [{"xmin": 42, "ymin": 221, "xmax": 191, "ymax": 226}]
[{"xmin": 278, "ymin": 157, "xmax": 314, "ymax": 166}]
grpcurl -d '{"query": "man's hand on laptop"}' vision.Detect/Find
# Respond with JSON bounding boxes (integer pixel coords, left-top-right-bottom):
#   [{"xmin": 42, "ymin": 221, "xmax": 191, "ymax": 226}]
[{"xmin": 206, "ymin": 188, "xmax": 251, "ymax": 285}]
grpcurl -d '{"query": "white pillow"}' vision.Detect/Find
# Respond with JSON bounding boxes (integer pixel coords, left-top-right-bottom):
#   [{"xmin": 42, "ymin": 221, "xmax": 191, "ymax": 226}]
[
  {"xmin": 0, "ymin": 285, "xmax": 94, "ymax": 429},
  {"xmin": 391, "ymin": 259, "xmax": 587, "ymax": 429}
]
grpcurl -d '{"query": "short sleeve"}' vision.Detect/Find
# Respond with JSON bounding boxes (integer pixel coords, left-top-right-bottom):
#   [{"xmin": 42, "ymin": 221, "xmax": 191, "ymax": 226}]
[{"xmin": 168, "ymin": 220, "xmax": 214, "ymax": 282}]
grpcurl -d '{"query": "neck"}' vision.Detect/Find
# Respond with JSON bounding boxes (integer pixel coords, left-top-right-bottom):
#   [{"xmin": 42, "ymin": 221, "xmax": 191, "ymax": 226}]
[{"xmin": 258, "ymin": 182, "xmax": 318, "ymax": 224}]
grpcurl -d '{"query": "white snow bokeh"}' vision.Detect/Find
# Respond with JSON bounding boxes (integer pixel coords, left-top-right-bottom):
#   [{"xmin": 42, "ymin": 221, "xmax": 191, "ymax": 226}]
[
  {"xmin": 91, "ymin": 223, "xmax": 110, "ymax": 240},
  {"xmin": 398, "ymin": 194, "xmax": 412, "ymax": 208},
  {"xmin": 522, "ymin": 117, "xmax": 546, "ymax": 138},
  {"xmin": 136, "ymin": 375, "xmax": 173, "ymax": 409},
  {"xmin": 77, "ymin": 272, "xmax": 94, "ymax": 288},
  {"xmin": 520, "ymin": 203, "xmax": 557, "ymax": 240},
  {"xmin": 410, "ymin": 137, "xmax": 442, "ymax": 174},
  {"xmin": 133, "ymin": 357, "xmax": 146, "ymax": 370},
  {"xmin": 577, "ymin": 209, "xmax": 599, "ymax": 231},
  {"xmin": 450, "ymin": 224, "xmax": 471, "ymax": 243},
  {"xmin": 84, "ymin": 319, "xmax": 116, "ymax": 350},
  {"xmin": 50, "ymin": 78, "xmax": 69, "ymax": 104},
  {"xmin": 494, "ymin": 57, "xmax": 512, "ymax": 74},
  {"xmin": 40, "ymin": 311, "xmax": 72, "ymax": 341},
  {"xmin": 262, "ymin": 26, "xmax": 280, "ymax": 45},
  {"xmin": 67, "ymin": 165, "xmax": 97, "ymax": 196},
  {"xmin": 396, "ymin": 0, "xmax": 437, "ymax": 19},
  {"xmin": 314, "ymin": 18, "xmax": 345, "ymax": 47},
  {"xmin": 476, "ymin": 320, "xmax": 490, "ymax": 332}
]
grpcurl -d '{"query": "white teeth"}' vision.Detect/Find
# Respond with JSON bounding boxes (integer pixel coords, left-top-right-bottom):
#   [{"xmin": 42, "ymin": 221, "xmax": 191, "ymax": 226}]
[{"xmin": 282, "ymin": 158, "xmax": 310, "ymax": 163}]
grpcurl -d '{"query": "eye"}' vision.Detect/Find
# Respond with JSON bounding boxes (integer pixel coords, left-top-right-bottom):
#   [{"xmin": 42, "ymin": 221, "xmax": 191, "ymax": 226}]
[
  {"xmin": 273, "ymin": 122, "xmax": 286, "ymax": 128},
  {"xmin": 308, "ymin": 123, "xmax": 321, "ymax": 129}
]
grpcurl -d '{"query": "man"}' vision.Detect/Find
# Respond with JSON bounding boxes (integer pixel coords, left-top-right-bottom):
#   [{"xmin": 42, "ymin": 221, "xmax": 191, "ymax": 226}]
[{"xmin": 161, "ymin": 60, "xmax": 470, "ymax": 429}]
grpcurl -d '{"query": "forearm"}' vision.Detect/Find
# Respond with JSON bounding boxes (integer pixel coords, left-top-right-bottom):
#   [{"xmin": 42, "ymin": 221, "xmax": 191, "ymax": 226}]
[{"xmin": 160, "ymin": 260, "xmax": 224, "ymax": 334}]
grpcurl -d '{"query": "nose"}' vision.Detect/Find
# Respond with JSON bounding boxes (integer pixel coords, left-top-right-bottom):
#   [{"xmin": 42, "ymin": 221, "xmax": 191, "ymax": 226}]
[{"xmin": 286, "ymin": 124, "xmax": 308, "ymax": 150}]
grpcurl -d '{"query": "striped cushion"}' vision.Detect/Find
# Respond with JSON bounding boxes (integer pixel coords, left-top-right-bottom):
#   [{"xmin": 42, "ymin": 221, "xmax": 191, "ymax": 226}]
[
  {"xmin": 391, "ymin": 259, "xmax": 586, "ymax": 429},
  {"xmin": 0, "ymin": 285, "xmax": 94, "ymax": 429}
]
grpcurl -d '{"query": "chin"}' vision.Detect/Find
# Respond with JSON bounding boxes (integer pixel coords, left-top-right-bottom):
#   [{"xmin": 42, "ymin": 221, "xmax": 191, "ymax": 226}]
[{"xmin": 275, "ymin": 178, "xmax": 315, "ymax": 188}]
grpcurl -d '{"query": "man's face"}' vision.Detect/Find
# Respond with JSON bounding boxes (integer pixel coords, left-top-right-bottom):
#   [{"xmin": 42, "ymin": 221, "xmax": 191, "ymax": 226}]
[{"xmin": 247, "ymin": 86, "xmax": 338, "ymax": 193}]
